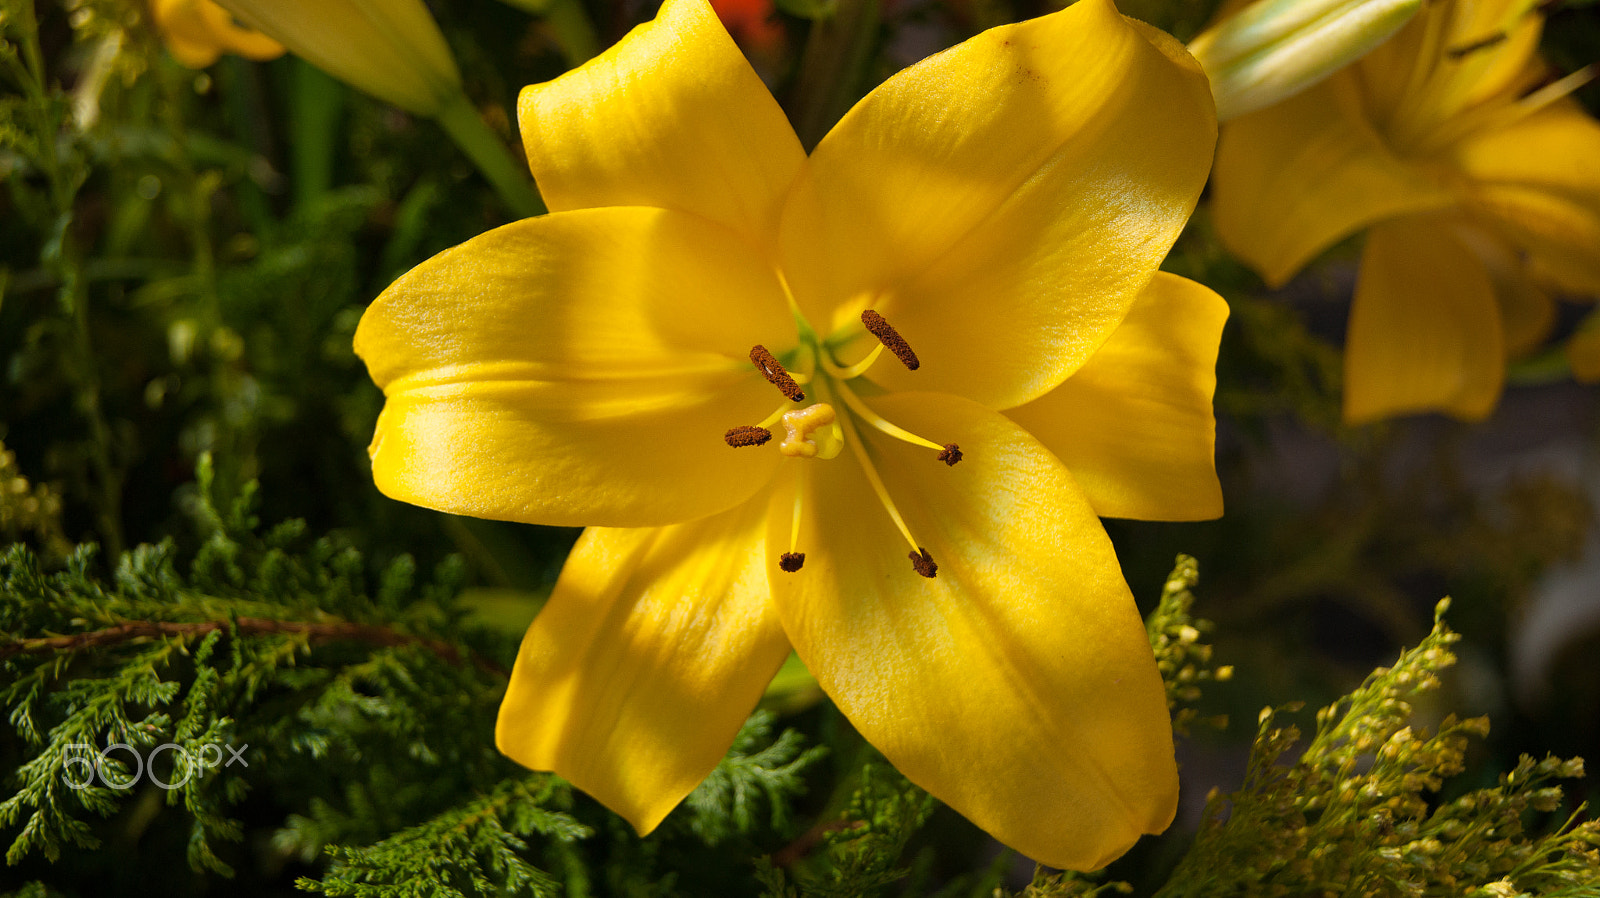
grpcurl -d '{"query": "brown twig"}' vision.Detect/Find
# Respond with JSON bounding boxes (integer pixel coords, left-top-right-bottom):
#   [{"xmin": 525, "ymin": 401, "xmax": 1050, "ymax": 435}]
[{"xmin": 0, "ymin": 617, "xmax": 507, "ymax": 676}]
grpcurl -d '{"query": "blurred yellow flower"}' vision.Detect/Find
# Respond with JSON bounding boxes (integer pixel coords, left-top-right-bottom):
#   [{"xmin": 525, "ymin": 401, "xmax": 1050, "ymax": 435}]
[
  {"xmin": 212, "ymin": 0, "xmax": 461, "ymax": 116},
  {"xmin": 1212, "ymin": 0, "xmax": 1600, "ymax": 422},
  {"xmin": 356, "ymin": 0, "xmax": 1225, "ymax": 870},
  {"xmin": 1190, "ymin": 0, "xmax": 1421, "ymax": 121},
  {"xmin": 148, "ymin": 0, "xmax": 284, "ymax": 69}
]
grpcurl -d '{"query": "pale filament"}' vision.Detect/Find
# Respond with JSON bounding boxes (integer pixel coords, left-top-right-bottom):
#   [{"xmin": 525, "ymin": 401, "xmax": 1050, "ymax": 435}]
[
  {"xmin": 790, "ymin": 467, "xmax": 806, "ymax": 554},
  {"xmin": 755, "ymin": 403, "xmax": 791, "ymax": 430},
  {"xmin": 836, "ymin": 407, "xmax": 924, "ymax": 554},
  {"xmin": 833, "ymin": 379, "xmax": 946, "ymax": 453},
  {"xmin": 823, "ymin": 342, "xmax": 885, "ymax": 380},
  {"xmin": 1415, "ymin": 63, "xmax": 1597, "ymax": 155}
]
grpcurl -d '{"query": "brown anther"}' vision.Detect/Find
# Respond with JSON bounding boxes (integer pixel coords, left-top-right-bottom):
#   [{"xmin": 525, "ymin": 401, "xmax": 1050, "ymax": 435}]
[
  {"xmin": 749, "ymin": 345, "xmax": 805, "ymax": 402},
  {"xmin": 724, "ymin": 426, "xmax": 772, "ymax": 448},
  {"xmin": 861, "ymin": 310, "xmax": 920, "ymax": 370},
  {"xmin": 1447, "ymin": 31, "xmax": 1507, "ymax": 59},
  {"xmin": 908, "ymin": 547, "xmax": 937, "ymax": 578},
  {"xmin": 779, "ymin": 552, "xmax": 805, "ymax": 572},
  {"xmin": 936, "ymin": 443, "xmax": 963, "ymax": 466}
]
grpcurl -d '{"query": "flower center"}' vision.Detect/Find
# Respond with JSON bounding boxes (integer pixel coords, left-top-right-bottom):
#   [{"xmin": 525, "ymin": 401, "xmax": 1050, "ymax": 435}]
[{"xmin": 723, "ymin": 307, "xmax": 961, "ymax": 579}]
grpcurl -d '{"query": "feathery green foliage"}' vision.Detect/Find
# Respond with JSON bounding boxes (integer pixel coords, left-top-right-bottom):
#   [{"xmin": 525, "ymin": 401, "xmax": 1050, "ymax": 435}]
[
  {"xmin": 1159, "ymin": 600, "xmax": 1600, "ymax": 897},
  {"xmin": 1, "ymin": 455, "xmax": 508, "ymax": 876}
]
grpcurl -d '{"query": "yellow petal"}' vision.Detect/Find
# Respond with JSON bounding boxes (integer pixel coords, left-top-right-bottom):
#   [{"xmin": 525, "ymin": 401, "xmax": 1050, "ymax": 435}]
[
  {"xmin": 1006, "ymin": 273, "xmax": 1227, "ymax": 522},
  {"xmin": 496, "ymin": 497, "xmax": 791, "ymax": 834},
  {"xmin": 1568, "ymin": 327, "xmax": 1600, "ymax": 383},
  {"xmin": 770, "ymin": 392, "xmax": 1177, "ymax": 870},
  {"xmin": 1357, "ymin": 0, "xmax": 1543, "ymax": 133},
  {"xmin": 517, "ymin": 0, "xmax": 804, "ymax": 246},
  {"xmin": 1211, "ymin": 73, "xmax": 1454, "ymax": 287},
  {"xmin": 1452, "ymin": 99, "xmax": 1600, "ymax": 295},
  {"xmin": 355, "ymin": 206, "xmax": 795, "ymax": 527},
  {"xmin": 215, "ymin": 0, "xmax": 461, "ymax": 115},
  {"xmin": 151, "ymin": 0, "xmax": 285, "ymax": 67},
  {"xmin": 1344, "ymin": 217, "xmax": 1504, "ymax": 423},
  {"xmin": 1445, "ymin": 220, "xmax": 1555, "ymax": 358},
  {"xmin": 779, "ymin": 0, "xmax": 1215, "ymax": 409}
]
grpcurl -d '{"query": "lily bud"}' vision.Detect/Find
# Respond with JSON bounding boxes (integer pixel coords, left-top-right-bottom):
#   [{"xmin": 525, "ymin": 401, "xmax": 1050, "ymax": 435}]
[
  {"xmin": 1189, "ymin": 0, "xmax": 1422, "ymax": 121},
  {"xmin": 212, "ymin": 0, "xmax": 462, "ymax": 117},
  {"xmin": 148, "ymin": 0, "xmax": 285, "ymax": 69}
]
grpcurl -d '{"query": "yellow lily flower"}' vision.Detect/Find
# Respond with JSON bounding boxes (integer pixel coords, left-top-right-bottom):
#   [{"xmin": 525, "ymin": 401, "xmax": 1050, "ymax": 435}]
[
  {"xmin": 1189, "ymin": 0, "xmax": 1422, "ymax": 121},
  {"xmin": 212, "ymin": 0, "xmax": 461, "ymax": 116},
  {"xmin": 148, "ymin": 0, "xmax": 284, "ymax": 69},
  {"xmin": 1211, "ymin": 0, "xmax": 1600, "ymax": 423},
  {"xmin": 355, "ymin": 0, "xmax": 1224, "ymax": 870}
]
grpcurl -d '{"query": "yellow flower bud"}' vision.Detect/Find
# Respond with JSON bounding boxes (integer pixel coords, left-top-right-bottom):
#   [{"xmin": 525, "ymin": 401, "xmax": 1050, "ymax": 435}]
[
  {"xmin": 148, "ymin": 0, "xmax": 285, "ymax": 69},
  {"xmin": 212, "ymin": 0, "xmax": 462, "ymax": 116},
  {"xmin": 1189, "ymin": 0, "xmax": 1422, "ymax": 121}
]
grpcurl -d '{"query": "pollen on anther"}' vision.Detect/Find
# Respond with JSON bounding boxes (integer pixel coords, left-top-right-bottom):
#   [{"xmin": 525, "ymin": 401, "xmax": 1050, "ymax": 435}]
[
  {"xmin": 749, "ymin": 345, "xmax": 805, "ymax": 401},
  {"xmin": 779, "ymin": 552, "xmax": 805, "ymax": 572},
  {"xmin": 937, "ymin": 443, "xmax": 963, "ymax": 466},
  {"xmin": 724, "ymin": 426, "xmax": 772, "ymax": 448},
  {"xmin": 861, "ymin": 310, "xmax": 920, "ymax": 370},
  {"xmin": 908, "ymin": 547, "xmax": 937, "ymax": 578}
]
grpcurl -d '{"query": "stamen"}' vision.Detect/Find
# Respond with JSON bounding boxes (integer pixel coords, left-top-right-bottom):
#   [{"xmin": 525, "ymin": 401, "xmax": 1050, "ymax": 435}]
[
  {"xmin": 779, "ymin": 552, "xmax": 805, "ymax": 572},
  {"xmin": 750, "ymin": 345, "xmax": 805, "ymax": 402},
  {"xmin": 724, "ymin": 426, "xmax": 772, "ymax": 448},
  {"xmin": 834, "ymin": 380, "xmax": 960, "ymax": 461},
  {"xmin": 908, "ymin": 548, "xmax": 937, "ymax": 578},
  {"xmin": 1413, "ymin": 63, "xmax": 1596, "ymax": 155},
  {"xmin": 860, "ymin": 310, "xmax": 920, "ymax": 370},
  {"xmin": 1446, "ymin": 32, "xmax": 1506, "ymax": 59},
  {"xmin": 836, "ymin": 406, "xmax": 926, "ymax": 559},
  {"xmin": 937, "ymin": 444, "xmax": 963, "ymax": 466},
  {"xmin": 827, "ymin": 343, "xmax": 886, "ymax": 380},
  {"xmin": 789, "ymin": 472, "xmax": 805, "ymax": 553}
]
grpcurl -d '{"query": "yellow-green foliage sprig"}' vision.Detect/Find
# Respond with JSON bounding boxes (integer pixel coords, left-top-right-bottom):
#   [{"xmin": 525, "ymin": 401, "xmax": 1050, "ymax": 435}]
[
  {"xmin": 1158, "ymin": 600, "xmax": 1598, "ymax": 897},
  {"xmin": 0, "ymin": 442, "xmax": 69, "ymax": 560},
  {"xmin": 1147, "ymin": 554, "xmax": 1234, "ymax": 737}
]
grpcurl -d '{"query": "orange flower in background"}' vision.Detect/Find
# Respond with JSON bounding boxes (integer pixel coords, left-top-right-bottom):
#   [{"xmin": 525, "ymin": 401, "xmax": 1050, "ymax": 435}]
[
  {"xmin": 1212, "ymin": 0, "xmax": 1600, "ymax": 423},
  {"xmin": 356, "ymin": 0, "xmax": 1224, "ymax": 870},
  {"xmin": 710, "ymin": 0, "xmax": 784, "ymax": 55},
  {"xmin": 148, "ymin": 0, "xmax": 284, "ymax": 69}
]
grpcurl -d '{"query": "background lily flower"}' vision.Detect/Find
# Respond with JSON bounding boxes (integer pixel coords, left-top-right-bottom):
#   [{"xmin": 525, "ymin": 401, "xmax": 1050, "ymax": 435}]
[
  {"xmin": 355, "ymin": 0, "xmax": 1223, "ymax": 871},
  {"xmin": 1189, "ymin": 0, "xmax": 1422, "ymax": 121},
  {"xmin": 211, "ymin": 0, "xmax": 460, "ymax": 117},
  {"xmin": 211, "ymin": 0, "xmax": 543, "ymax": 218},
  {"xmin": 148, "ymin": 0, "xmax": 285, "ymax": 69},
  {"xmin": 1211, "ymin": 0, "xmax": 1600, "ymax": 423}
]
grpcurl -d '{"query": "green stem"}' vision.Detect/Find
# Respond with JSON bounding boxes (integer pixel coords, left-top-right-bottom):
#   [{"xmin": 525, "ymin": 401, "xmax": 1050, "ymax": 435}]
[
  {"xmin": 434, "ymin": 92, "xmax": 545, "ymax": 219},
  {"xmin": 545, "ymin": 0, "xmax": 602, "ymax": 67},
  {"xmin": 9, "ymin": 2, "xmax": 125, "ymax": 557},
  {"xmin": 61, "ymin": 236, "xmax": 125, "ymax": 561},
  {"xmin": 290, "ymin": 59, "xmax": 344, "ymax": 209},
  {"xmin": 789, "ymin": 0, "xmax": 882, "ymax": 150},
  {"xmin": 490, "ymin": 0, "xmax": 600, "ymax": 66}
]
